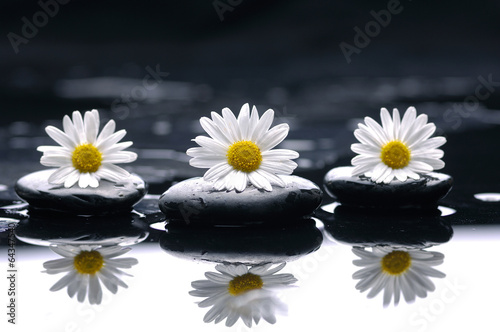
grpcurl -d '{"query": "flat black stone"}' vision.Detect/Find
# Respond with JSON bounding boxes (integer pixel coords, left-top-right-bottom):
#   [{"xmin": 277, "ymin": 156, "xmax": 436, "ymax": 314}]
[
  {"xmin": 14, "ymin": 215, "xmax": 150, "ymax": 246},
  {"xmin": 315, "ymin": 205, "xmax": 454, "ymax": 248},
  {"xmin": 158, "ymin": 175, "xmax": 323, "ymax": 224},
  {"xmin": 323, "ymin": 166, "xmax": 453, "ymax": 209},
  {"xmin": 160, "ymin": 219, "xmax": 323, "ymax": 264},
  {"xmin": 15, "ymin": 170, "xmax": 147, "ymax": 215}
]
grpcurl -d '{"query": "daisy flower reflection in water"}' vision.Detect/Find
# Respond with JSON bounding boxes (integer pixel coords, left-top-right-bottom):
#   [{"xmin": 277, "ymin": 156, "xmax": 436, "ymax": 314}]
[
  {"xmin": 351, "ymin": 107, "xmax": 446, "ymax": 183},
  {"xmin": 37, "ymin": 109, "xmax": 137, "ymax": 188},
  {"xmin": 189, "ymin": 263, "xmax": 297, "ymax": 327},
  {"xmin": 187, "ymin": 103, "xmax": 299, "ymax": 192},
  {"xmin": 43, "ymin": 245, "xmax": 138, "ymax": 305},
  {"xmin": 352, "ymin": 246, "xmax": 445, "ymax": 306}
]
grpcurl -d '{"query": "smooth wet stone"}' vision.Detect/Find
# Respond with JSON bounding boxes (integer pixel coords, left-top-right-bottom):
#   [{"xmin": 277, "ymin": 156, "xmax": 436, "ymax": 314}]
[
  {"xmin": 323, "ymin": 166, "xmax": 453, "ymax": 209},
  {"xmin": 14, "ymin": 215, "xmax": 150, "ymax": 246},
  {"xmin": 160, "ymin": 218, "xmax": 323, "ymax": 264},
  {"xmin": 315, "ymin": 205, "xmax": 453, "ymax": 248},
  {"xmin": 15, "ymin": 170, "xmax": 147, "ymax": 215},
  {"xmin": 159, "ymin": 175, "xmax": 322, "ymax": 224}
]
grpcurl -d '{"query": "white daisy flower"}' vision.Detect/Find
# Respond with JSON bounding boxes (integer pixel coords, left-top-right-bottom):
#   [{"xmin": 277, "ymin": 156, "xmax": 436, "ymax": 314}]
[
  {"xmin": 186, "ymin": 103, "xmax": 299, "ymax": 192},
  {"xmin": 352, "ymin": 246, "xmax": 445, "ymax": 306},
  {"xmin": 351, "ymin": 106, "xmax": 446, "ymax": 183},
  {"xmin": 43, "ymin": 245, "xmax": 138, "ymax": 305},
  {"xmin": 37, "ymin": 109, "xmax": 137, "ymax": 188},
  {"xmin": 189, "ymin": 263, "xmax": 297, "ymax": 327}
]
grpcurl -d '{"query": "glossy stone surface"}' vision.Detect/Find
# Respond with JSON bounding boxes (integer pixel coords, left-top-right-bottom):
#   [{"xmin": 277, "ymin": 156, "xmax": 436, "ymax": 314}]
[
  {"xmin": 15, "ymin": 170, "xmax": 147, "ymax": 215},
  {"xmin": 14, "ymin": 215, "xmax": 150, "ymax": 246},
  {"xmin": 323, "ymin": 166, "xmax": 453, "ymax": 209},
  {"xmin": 316, "ymin": 205, "xmax": 454, "ymax": 248},
  {"xmin": 160, "ymin": 218, "xmax": 323, "ymax": 264},
  {"xmin": 159, "ymin": 175, "xmax": 323, "ymax": 224}
]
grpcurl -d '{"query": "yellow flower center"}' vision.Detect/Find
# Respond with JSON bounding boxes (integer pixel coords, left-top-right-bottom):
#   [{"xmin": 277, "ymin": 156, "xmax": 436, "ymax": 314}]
[
  {"xmin": 226, "ymin": 141, "xmax": 262, "ymax": 173},
  {"xmin": 381, "ymin": 251, "xmax": 411, "ymax": 275},
  {"xmin": 228, "ymin": 273, "xmax": 263, "ymax": 296},
  {"xmin": 73, "ymin": 250, "xmax": 104, "ymax": 275},
  {"xmin": 380, "ymin": 141, "xmax": 411, "ymax": 169},
  {"xmin": 72, "ymin": 144, "xmax": 103, "ymax": 173}
]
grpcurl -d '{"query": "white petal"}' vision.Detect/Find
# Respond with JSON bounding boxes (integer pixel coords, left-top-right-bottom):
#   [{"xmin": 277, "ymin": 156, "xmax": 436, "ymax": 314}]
[
  {"xmin": 407, "ymin": 123, "xmax": 436, "ymax": 148},
  {"xmin": 84, "ymin": 110, "xmax": 99, "ymax": 144},
  {"xmin": 238, "ymin": 103, "xmax": 250, "ymax": 139},
  {"xmin": 354, "ymin": 127, "xmax": 382, "ymax": 149},
  {"xmin": 64, "ymin": 170, "xmax": 81, "ymax": 188},
  {"xmin": 193, "ymin": 136, "xmax": 228, "ymax": 154},
  {"xmin": 351, "ymin": 154, "xmax": 380, "ymax": 166},
  {"xmin": 101, "ymin": 141, "xmax": 133, "ymax": 154},
  {"xmin": 200, "ymin": 117, "xmax": 232, "ymax": 145},
  {"xmin": 399, "ymin": 106, "xmax": 417, "ymax": 143},
  {"xmin": 380, "ymin": 108, "xmax": 394, "ymax": 139},
  {"xmin": 102, "ymin": 151, "xmax": 137, "ymax": 164},
  {"xmin": 257, "ymin": 170, "xmax": 286, "ymax": 187},
  {"xmin": 411, "ymin": 149, "xmax": 444, "ymax": 159},
  {"xmin": 259, "ymin": 160, "xmax": 296, "ymax": 175},
  {"xmin": 233, "ymin": 171, "xmax": 248, "ymax": 192},
  {"xmin": 88, "ymin": 173, "xmax": 100, "ymax": 188},
  {"xmin": 62, "ymin": 115, "xmax": 79, "ymax": 145},
  {"xmin": 370, "ymin": 163, "xmax": 390, "ymax": 183},
  {"xmin": 364, "ymin": 116, "xmax": 388, "ymax": 144},
  {"xmin": 351, "ymin": 162, "xmax": 379, "ymax": 177},
  {"xmin": 189, "ymin": 157, "xmax": 225, "ymax": 168},
  {"xmin": 411, "ymin": 157, "xmax": 445, "ymax": 170},
  {"xmin": 37, "ymin": 145, "xmax": 71, "ymax": 154},
  {"xmin": 48, "ymin": 166, "xmax": 75, "ymax": 184},
  {"xmin": 95, "ymin": 164, "xmax": 131, "ymax": 182},
  {"xmin": 261, "ymin": 149, "xmax": 299, "ymax": 160},
  {"xmin": 88, "ymin": 274, "xmax": 103, "ymax": 305},
  {"xmin": 392, "ymin": 108, "xmax": 401, "ymax": 139},
  {"xmin": 78, "ymin": 172, "xmax": 92, "ymax": 188},
  {"xmin": 394, "ymin": 169, "xmax": 408, "ymax": 182},
  {"xmin": 45, "ymin": 126, "xmax": 76, "ymax": 149},
  {"xmin": 186, "ymin": 147, "xmax": 225, "ymax": 158},
  {"xmin": 248, "ymin": 171, "xmax": 272, "ymax": 191},
  {"xmin": 71, "ymin": 111, "xmax": 86, "ymax": 143},
  {"xmin": 41, "ymin": 155, "xmax": 71, "ymax": 167},
  {"xmin": 351, "ymin": 143, "xmax": 379, "ymax": 156},
  {"xmin": 203, "ymin": 163, "xmax": 233, "ymax": 181},
  {"xmin": 222, "ymin": 107, "xmax": 241, "ymax": 142},
  {"xmin": 251, "ymin": 109, "xmax": 274, "ymax": 142},
  {"xmin": 96, "ymin": 129, "xmax": 127, "ymax": 151},
  {"xmin": 247, "ymin": 105, "xmax": 260, "ymax": 139},
  {"xmin": 407, "ymin": 160, "xmax": 433, "ymax": 173},
  {"xmin": 257, "ymin": 124, "xmax": 289, "ymax": 151},
  {"xmin": 96, "ymin": 120, "xmax": 116, "ymax": 145},
  {"xmin": 50, "ymin": 271, "xmax": 77, "ymax": 291},
  {"xmin": 411, "ymin": 137, "xmax": 446, "ymax": 151}
]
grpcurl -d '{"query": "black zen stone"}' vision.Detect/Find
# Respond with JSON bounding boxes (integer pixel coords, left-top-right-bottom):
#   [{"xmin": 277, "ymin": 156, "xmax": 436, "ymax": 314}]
[
  {"xmin": 14, "ymin": 215, "xmax": 150, "ymax": 246},
  {"xmin": 316, "ymin": 205, "xmax": 454, "ymax": 248},
  {"xmin": 15, "ymin": 170, "xmax": 147, "ymax": 215},
  {"xmin": 158, "ymin": 175, "xmax": 323, "ymax": 224},
  {"xmin": 160, "ymin": 218, "xmax": 323, "ymax": 264},
  {"xmin": 323, "ymin": 166, "xmax": 453, "ymax": 209}
]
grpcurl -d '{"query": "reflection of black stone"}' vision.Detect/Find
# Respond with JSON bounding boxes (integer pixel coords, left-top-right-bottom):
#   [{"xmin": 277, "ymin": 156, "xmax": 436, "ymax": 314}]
[
  {"xmin": 323, "ymin": 166, "xmax": 453, "ymax": 209},
  {"xmin": 160, "ymin": 218, "xmax": 323, "ymax": 264},
  {"xmin": 158, "ymin": 176, "xmax": 322, "ymax": 224},
  {"xmin": 316, "ymin": 205, "xmax": 453, "ymax": 248},
  {"xmin": 15, "ymin": 170, "xmax": 148, "ymax": 215},
  {"xmin": 15, "ymin": 214, "xmax": 150, "ymax": 246}
]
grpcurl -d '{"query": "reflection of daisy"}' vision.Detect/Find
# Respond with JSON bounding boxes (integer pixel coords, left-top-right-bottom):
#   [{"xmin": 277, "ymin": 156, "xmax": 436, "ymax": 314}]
[
  {"xmin": 351, "ymin": 107, "xmax": 446, "ymax": 183},
  {"xmin": 352, "ymin": 246, "xmax": 445, "ymax": 306},
  {"xmin": 189, "ymin": 263, "xmax": 297, "ymax": 327},
  {"xmin": 187, "ymin": 103, "xmax": 299, "ymax": 192},
  {"xmin": 37, "ymin": 109, "xmax": 137, "ymax": 188},
  {"xmin": 43, "ymin": 245, "xmax": 138, "ymax": 305}
]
